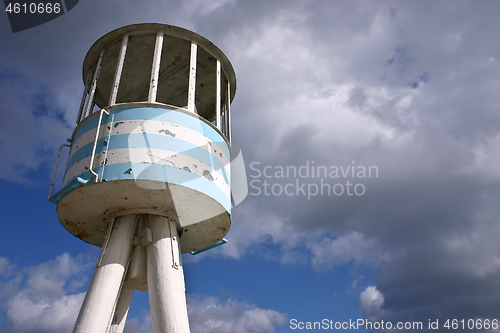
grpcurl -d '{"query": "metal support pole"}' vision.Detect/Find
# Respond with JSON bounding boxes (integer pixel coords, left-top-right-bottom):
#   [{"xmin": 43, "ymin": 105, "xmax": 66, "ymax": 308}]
[
  {"xmin": 89, "ymin": 109, "xmax": 109, "ymax": 183},
  {"xmin": 227, "ymin": 82, "xmax": 232, "ymax": 142},
  {"xmin": 83, "ymin": 50, "xmax": 105, "ymax": 119},
  {"xmin": 216, "ymin": 60, "xmax": 221, "ymax": 130},
  {"xmin": 148, "ymin": 31, "xmax": 164, "ymax": 103},
  {"xmin": 109, "ymin": 35, "xmax": 129, "ymax": 106},
  {"xmin": 76, "ymin": 67, "xmax": 93, "ymax": 126},
  {"xmin": 107, "ymin": 287, "xmax": 134, "ymax": 333},
  {"xmin": 72, "ymin": 214, "xmax": 137, "ymax": 333},
  {"xmin": 187, "ymin": 41, "xmax": 197, "ymax": 114},
  {"xmin": 147, "ymin": 214, "xmax": 190, "ymax": 333}
]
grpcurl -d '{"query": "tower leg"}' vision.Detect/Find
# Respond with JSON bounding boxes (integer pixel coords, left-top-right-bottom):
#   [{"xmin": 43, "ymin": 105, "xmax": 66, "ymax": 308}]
[
  {"xmin": 108, "ymin": 287, "xmax": 134, "ymax": 333},
  {"xmin": 73, "ymin": 214, "xmax": 137, "ymax": 333},
  {"xmin": 147, "ymin": 214, "xmax": 191, "ymax": 333}
]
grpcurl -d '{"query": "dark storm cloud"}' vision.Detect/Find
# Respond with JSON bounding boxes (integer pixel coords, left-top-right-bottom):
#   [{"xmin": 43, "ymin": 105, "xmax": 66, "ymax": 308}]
[{"xmin": 218, "ymin": 1, "xmax": 500, "ymax": 330}]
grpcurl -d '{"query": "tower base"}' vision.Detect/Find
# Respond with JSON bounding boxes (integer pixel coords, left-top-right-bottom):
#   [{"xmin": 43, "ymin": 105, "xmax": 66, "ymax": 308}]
[{"xmin": 72, "ymin": 213, "xmax": 191, "ymax": 333}]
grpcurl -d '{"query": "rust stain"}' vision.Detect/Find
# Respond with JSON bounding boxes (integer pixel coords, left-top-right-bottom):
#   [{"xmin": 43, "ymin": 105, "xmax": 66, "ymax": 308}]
[
  {"xmin": 217, "ymin": 226, "xmax": 227, "ymax": 233},
  {"xmin": 65, "ymin": 221, "xmax": 90, "ymax": 240}
]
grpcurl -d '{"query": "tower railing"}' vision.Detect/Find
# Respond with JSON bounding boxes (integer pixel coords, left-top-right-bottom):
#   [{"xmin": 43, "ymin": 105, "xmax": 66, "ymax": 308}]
[{"xmin": 75, "ymin": 27, "xmax": 234, "ymax": 142}]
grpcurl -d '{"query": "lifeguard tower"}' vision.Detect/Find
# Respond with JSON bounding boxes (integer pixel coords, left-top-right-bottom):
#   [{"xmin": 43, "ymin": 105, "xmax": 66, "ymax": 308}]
[{"xmin": 48, "ymin": 23, "xmax": 236, "ymax": 333}]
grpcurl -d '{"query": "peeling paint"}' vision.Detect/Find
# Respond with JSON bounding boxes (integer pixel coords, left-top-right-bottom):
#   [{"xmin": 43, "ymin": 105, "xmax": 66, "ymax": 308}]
[
  {"xmin": 202, "ymin": 170, "xmax": 213, "ymax": 181},
  {"xmin": 159, "ymin": 129, "xmax": 176, "ymax": 137},
  {"xmin": 182, "ymin": 166, "xmax": 190, "ymax": 172},
  {"xmin": 125, "ymin": 168, "xmax": 132, "ymax": 174},
  {"xmin": 114, "ymin": 121, "xmax": 125, "ymax": 128}
]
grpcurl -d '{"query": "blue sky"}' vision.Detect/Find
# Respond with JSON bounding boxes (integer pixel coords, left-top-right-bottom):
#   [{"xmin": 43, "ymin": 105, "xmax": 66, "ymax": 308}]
[{"xmin": 1, "ymin": 1, "xmax": 500, "ymax": 332}]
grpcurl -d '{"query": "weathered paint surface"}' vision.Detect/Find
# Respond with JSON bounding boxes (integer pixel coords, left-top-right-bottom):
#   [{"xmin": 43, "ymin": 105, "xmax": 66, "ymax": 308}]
[
  {"xmin": 56, "ymin": 106, "xmax": 231, "ymax": 253},
  {"xmin": 147, "ymin": 215, "xmax": 191, "ymax": 333},
  {"xmin": 56, "ymin": 23, "xmax": 238, "ymax": 333},
  {"xmin": 72, "ymin": 215, "xmax": 137, "ymax": 333},
  {"xmin": 64, "ymin": 106, "xmax": 230, "ymax": 205},
  {"xmin": 108, "ymin": 287, "xmax": 134, "ymax": 333}
]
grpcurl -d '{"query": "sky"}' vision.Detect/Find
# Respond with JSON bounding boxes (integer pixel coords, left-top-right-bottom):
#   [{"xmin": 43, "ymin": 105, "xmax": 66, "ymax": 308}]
[{"xmin": 1, "ymin": 0, "xmax": 500, "ymax": 332}]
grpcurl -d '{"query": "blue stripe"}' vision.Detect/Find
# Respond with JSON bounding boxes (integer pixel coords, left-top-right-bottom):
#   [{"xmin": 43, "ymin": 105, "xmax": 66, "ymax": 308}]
[
  {"xmin": 111, "ymin": 107, "xmax": 228, "ymax": 147},
  {"xmin": 66, "ymin": 134, "xmax": 230, "ymax": 184},
  {"xmin": 72, "ymin": 112, "xmax": 108, "ymax": 143},
  {"xmin": 66, "ymin": 138, "xmax": 105, "ymax": 171},
  {"xmin": 63, "ymin": 163, "xmax": 231, "ymax": 211},
  {"xmin": 109, "ymin": 133, "xmax": 229, "ymax": 182},
  {"xmin": 72, "ymin": 106, "xmax": 230, "ymax": 156}
]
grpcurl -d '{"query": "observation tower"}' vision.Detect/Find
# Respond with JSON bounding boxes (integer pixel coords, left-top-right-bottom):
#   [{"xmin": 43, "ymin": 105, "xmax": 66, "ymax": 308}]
[{"xmin": 48, "ymin": 23, "xmax": 236, "ymax": 333}]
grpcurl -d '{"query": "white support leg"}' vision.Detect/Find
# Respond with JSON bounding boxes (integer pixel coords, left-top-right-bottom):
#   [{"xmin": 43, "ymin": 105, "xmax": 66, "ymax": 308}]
[
  {"xmin": 108, "ymin": 287, "xmax": 134, "ymax": 333},
  {"xmin": 147, "ymin": 215, "xmax": 190, "ymax": 333},
  {"xmin": 73, "ymin": 214, "xmax": 137, "ymax": 333}
]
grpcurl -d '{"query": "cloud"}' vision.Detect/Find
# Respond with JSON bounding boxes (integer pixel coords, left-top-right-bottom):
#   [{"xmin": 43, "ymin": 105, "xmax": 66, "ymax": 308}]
[
  {"xmin": 0, "ymin": 69, "xmax": 72, "ymax": 184},
  {"xmin": 218, "ymin": 1, "xmax": 500, "ymax": 329},
  {"xmin": 0, "ymin": 254, "xmax": 91, "ymax": 333},
  {"xmin": 357, "ymin": 286, "xmax": 385, "ymax": 322},
  {"xmin": 4, "ymin": 293, "xmax": 85, "ymax": 333},
  {"xmin": 310, "ymin": 232, "xmax": 390, "ymax": 271},
  {"xmin": 124, "ymin": 295, "xmax": 288, "ymax": 333},
  {"xmin": 187, "ymin": 295, "xmax": 287, "ymax": 333},
  {"xmin": 0, "ymin": 254, "xmax": 286, "ymax": 333},
  {"xmin": 3, "ymin": 0, "xmax": 500, "ymax": 331},
  {"xmin": 123, "ymin": 311, "xmax": 154, "ymax": 333}
]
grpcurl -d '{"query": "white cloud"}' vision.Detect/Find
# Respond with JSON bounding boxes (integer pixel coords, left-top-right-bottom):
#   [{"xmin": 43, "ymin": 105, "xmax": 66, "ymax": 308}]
[
  {"xmin": 187, "ymin": 295, "xmax": 287, "ymax": 333},
  {"xmin": 219, "ymin": 206, "xmax": 303, "ymax": 261},
  {"xmin": 182, "ymin": 0, "xmax": 236, "ymax": 16},
  {"xmin": 0, "ymin": 258, "xmax": 14, "ymax": 277},
  {"xmin": 310, "ymin": 232, "xmax": 390, "ymax": 271},
  {"xmin": 123, "ymin": 311, "xmax": 153, "ymax": 333},
  {"xmin": 0, "ymin": 70, "xmax": 72, "ymax": 184},
  {"xmin": 357, "ymin": 286, "xmax": 385, "ymax": 322},
  {"xmin": 0, "ymin": 255, "xmax": 286, "ymax": 333},
  {"xmin": 123, "ymin": 295, "xmax": 288, "ymax": 333},
  {"xmin": 0, "ymin": 253, "xmax": 91, "ymax": 333},
  {"xmin": 460, "ymin": 133, "xmax": 500, "ymax": 181},
  {"xmin": 4, "ymin": 292, "xmax": 85, "ymax": 333}
]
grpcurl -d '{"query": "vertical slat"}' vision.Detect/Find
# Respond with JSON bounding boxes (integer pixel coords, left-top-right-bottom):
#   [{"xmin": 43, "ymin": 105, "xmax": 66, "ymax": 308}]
[
  {"xmin": 216, "ymin": 60, "xmax": 221, "ymax": 130},
  {"xmin": 76, "ymin": 67, "xmax": 93, "ymax": 126},
  {"xmin": 187, "ymin": 41, "xmax": 197, "ymax": 114},
  {"xmin": 109, "ymin": 35, "xmax": 129, "ymax": 106},
  {"xmin": 227, "ymin": 81, "xmax": 232, "ymax": 142},
  {"xmin": 223, "ymin": 107, "xmax": 226, "ymax": 136},
  {"xmin": 83, "ymin": 50, "xmax": 105, "ymax": 118},
  {"xmin": 148, "ymin": 31, "xmax": 164, "ymax": 103}
]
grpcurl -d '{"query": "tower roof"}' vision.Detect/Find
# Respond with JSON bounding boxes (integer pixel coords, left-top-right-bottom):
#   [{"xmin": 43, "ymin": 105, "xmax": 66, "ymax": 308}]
[{"xmin": 82, "ymin": 23, "xmax": 237, "ymax": 117}]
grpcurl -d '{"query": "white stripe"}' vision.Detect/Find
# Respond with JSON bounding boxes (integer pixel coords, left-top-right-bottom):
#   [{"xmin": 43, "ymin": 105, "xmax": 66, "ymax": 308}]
[
  {"xmin": 64, "ymin": 148, "xmax": 230, "ymax": 197},
  {"xmin": 70, "ymin": 119, "xmax": 230, "ymax": 167}
]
